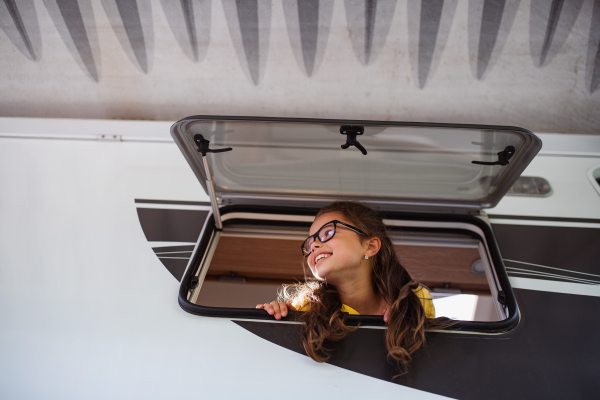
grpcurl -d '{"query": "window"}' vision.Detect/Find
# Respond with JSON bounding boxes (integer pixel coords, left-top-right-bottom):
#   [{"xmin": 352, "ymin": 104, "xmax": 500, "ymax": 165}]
[{"xmin": 182, "ymin": 209, "xmax": 517, "ymax": 331}]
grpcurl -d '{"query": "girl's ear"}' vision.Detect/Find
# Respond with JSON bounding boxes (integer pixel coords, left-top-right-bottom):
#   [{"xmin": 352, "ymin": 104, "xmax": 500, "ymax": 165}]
[{"xmin": 365, "ymin": 237, "xmax": 381, "ymax": 257}]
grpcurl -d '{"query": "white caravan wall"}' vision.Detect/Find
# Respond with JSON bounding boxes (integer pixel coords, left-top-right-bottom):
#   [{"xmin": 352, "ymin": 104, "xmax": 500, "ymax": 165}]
[{"xmin": 0, "ymin": 118, "xmax": 456, "ymax": 399}]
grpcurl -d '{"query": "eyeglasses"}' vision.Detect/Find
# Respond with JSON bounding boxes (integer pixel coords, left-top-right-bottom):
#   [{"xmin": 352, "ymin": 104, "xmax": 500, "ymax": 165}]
[{"xmin": 300, "ymin": 220, "xmax": 367, "ymax": 257}]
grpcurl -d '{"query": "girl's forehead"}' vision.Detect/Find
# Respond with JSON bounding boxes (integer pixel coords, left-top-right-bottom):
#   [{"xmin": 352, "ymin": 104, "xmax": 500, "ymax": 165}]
[{"xmin": 310, "ymin": 211, "xmax": 348, "ymax": 234}]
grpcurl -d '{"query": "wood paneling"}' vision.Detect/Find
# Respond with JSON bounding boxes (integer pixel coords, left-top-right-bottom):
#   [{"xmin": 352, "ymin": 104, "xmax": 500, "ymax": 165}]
[
  {"xmin": 207, "ymin": 237, "xmax": 490, "ymax": 294},
  {"xmin": 398, "ymin": 245, "xmax": 490, "ymax": 293},
  {"xmin": 208, "ymin": 237, "xmax": 307, "ymax": 281}
]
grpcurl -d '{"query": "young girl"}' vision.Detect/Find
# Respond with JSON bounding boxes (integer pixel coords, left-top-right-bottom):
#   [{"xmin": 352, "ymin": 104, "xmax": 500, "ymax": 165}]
[{"xmin": 256, "ymin": 201, "xmax": 450, "ymax": 372}]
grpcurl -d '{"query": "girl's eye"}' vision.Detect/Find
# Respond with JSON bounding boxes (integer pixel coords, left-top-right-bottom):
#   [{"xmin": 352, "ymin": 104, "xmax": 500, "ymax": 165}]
[{"xmin": 322, "ymin": 228, "xmax": 335, "ymax": 240}]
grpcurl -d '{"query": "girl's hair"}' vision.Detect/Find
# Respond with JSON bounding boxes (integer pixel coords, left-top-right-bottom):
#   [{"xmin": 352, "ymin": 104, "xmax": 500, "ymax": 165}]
[{"xmin": 279, "ymin": 201, "xmax": 452, "ymax": 374}]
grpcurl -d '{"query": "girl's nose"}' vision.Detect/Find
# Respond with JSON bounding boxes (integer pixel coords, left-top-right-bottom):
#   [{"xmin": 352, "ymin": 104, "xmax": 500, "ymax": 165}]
[{"xmin": 310, "ymin": 240, "xmax": 322, "ymax": 252}]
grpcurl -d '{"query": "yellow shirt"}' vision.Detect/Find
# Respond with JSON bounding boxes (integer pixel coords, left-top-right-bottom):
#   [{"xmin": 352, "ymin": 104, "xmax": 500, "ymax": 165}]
[{"xmin": 295, "ymin": 287, "xmax": 436, "ymax": 318}]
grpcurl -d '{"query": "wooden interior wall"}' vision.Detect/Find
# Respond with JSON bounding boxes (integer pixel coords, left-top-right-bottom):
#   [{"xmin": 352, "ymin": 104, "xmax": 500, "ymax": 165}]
[{"xmin": 206, "ymin": 236, "xmax": 490, "ymax": 295}]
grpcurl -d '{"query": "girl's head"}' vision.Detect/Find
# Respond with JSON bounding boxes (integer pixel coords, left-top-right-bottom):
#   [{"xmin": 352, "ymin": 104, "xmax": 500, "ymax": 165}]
[
  {"xmin": 305, "ymin": 202, "xmax": 410, "ymax": 306},
  {"xmin": 304, "ymin": 210, "xmax": 380, "ymax": 283}
]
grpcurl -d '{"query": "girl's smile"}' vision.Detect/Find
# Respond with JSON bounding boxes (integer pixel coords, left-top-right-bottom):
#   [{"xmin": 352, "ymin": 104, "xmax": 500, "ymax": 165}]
[{"xmin": 313, "ymin": 252, "xmax": 332, "ymax": 268}]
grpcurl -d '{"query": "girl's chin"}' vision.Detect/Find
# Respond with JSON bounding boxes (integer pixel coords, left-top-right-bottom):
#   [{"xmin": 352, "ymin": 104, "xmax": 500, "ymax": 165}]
[{"xmin": 309, "ymin": 268, "xmax": 327, "ymax": 281}]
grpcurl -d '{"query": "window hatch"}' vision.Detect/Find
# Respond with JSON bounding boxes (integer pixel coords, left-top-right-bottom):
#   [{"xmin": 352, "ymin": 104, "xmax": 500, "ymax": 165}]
[{"xmin": 171, "ymin": 117, "xmax": 542, "ymax": 212}]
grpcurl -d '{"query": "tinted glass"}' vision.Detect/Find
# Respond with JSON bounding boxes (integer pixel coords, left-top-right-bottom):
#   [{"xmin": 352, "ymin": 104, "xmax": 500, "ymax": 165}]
[{"xmin": 179, "ymin": 119, "xmax": 538, "ymax": 207}]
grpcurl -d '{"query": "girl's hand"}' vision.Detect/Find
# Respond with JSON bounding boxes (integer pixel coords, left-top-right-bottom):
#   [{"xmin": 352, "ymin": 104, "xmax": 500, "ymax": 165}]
[
  {"xmin": 382, "ymin": 308, "xmax": 390, "ymax": 323},
  {"xmin": 256, "ymin": 300, "xmax": 297, "ymax": 320}
]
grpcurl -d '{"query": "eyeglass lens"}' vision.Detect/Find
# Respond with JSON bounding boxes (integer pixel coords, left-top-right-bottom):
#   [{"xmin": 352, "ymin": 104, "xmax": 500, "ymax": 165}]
[{"xmin": 303, "ymin": 222, "xmax": 336, "ymax": 255}]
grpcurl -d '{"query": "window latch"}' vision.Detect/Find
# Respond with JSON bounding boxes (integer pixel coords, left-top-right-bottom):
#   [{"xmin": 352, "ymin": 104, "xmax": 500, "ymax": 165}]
[
  {"xmin": 340, "ymin": 126, "xmax": 367, "ymax": 155},
  {"xmin": 472, "ymin": 145, "xmax": 515, "ymax": 166},
  {"xmin": 497, "ymin": 290, "xmax": 506, "ymax": 305},
  {"xmin": 193, "ymin": 134, "xmax": 233, "ymax": 156},
  {"xmin": 190, "ymin": 276, "xmax": 199, "ymax": 290}
]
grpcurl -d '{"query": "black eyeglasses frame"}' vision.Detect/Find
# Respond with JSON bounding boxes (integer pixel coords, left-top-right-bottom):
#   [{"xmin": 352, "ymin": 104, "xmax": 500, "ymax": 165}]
[{"xmin": 300, "ymin": 220, "xmax": 367, "ymax": 257}]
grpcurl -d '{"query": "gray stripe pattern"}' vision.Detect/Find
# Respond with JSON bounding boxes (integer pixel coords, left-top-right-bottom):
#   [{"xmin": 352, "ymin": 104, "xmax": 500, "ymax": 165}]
[
  {"xmin": 223, "ymin": 0, "xmax": 270, "ymax": 85},
  {"xmin": 530, "ymin": 0, "xmax": 584, "ymax": 67},
  {"xmin": 0, "ymin": 0, "xmax": 41, "ymax": 61},
  {"xmin": 408, "ymin": 0, "xmax": 458, "ymax": 88},
  {"xmin": 345, "ymin": 0, "xmax": 396, "ymax": 66},
  {"xmin": 238, "ymin": 0, "xmax": 260, "ymax": 83},
  {"xmin": 161, "ymin": 0, "xmax": 211, "ymax": 63},
  {"xmin": 1, "ymin": 0, "xmax": 599, "ymax": 94},
  {"xmin": 586, "ymin": 0, "xmax": 600, "ymax": 93},
  {"xmin": 101, "ymin": 0, "xmax": 154, "ymax": 73},
  {"xmin": 43, "ymin": 0, "xmax": 100, "ymax": 81},
  {"xmin": 468, "ymin": 0, "xmax": 520, "ymax": 80},
  {"xmin": 283, "ymin": 0, "xmax": 333, "ymax": 77}
]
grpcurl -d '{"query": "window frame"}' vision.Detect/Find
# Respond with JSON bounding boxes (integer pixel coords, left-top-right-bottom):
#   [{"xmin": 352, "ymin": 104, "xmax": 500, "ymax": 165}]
[{"xmin": 178, "ymin": 205, "xmax": 520, "ymax": 334}]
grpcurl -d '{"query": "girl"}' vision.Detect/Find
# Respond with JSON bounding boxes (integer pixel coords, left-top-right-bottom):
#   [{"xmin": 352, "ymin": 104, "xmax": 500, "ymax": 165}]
[{"xmin": 256, "ymin": 201, "xmax": 450, "ymax": 373}]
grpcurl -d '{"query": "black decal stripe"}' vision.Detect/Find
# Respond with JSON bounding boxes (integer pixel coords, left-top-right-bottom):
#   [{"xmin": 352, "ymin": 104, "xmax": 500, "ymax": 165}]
[
  {"xmin": 492, "ymin": 224, "xmax": 600, "ymax": 276},
  {"xmin": 157, "ymin": 253, "xmax": 192, "ymax": 258},
  {"xmin": 234, "ymin": 289, "xmax": 600, "ymax": 399},
  {"xmin": 135, "ymin": 199, "xmax": 211, "ymax": 206},
  {"xmin": 136, "ymin": 208, "xmax": 208, "ymax": 242},
  {"xmin": 153, "ymin": 245, "xmax": 195, "ymax": 253}
]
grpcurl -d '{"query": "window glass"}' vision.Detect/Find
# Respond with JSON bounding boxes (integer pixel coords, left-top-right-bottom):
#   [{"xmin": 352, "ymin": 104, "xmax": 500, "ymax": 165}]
[{"xmin": 185, "ymin": 120, "xmax": 528, "ymax": 205}]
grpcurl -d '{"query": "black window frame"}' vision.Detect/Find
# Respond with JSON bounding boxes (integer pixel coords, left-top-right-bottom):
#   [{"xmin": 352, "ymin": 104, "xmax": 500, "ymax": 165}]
[{"xmin": 178, "ymin": 205, "xmax": 520, "ymax": 334}]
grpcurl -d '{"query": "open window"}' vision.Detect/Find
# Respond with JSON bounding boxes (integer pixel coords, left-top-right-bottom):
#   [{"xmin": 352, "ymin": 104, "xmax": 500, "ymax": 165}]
[
  {"xmin": 180, "ymin": 208, "xmax": 515, "ymax": 331},
  {"xmin": 171, "ymin": 116, "xmax": 541, "ymax": 332}
]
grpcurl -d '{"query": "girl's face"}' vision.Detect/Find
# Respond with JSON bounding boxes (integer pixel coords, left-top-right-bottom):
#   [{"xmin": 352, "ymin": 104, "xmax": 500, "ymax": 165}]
[{"xmin": 306, "ymin": 211, "xmax": 370, "ymax": 283}]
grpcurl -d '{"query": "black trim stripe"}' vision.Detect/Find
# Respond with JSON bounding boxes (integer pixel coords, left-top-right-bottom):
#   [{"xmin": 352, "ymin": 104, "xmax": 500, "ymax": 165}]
[
  {"xmin": 488, "ymin": 214, "xmax": 600, "ymax": 224},
  {"xmin": 153, "ymin": 245, "xmax": 196, "ymax": 253},
  {"xmin": 135, "ymin": 199, "xmax": 211, "ymax": 206}
]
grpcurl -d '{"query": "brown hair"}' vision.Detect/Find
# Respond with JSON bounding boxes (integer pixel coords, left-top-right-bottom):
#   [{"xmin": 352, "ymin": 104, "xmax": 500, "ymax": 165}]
[{"xmin": 279, "ymin": 201, "xmax": 452, "ymax": 374}]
